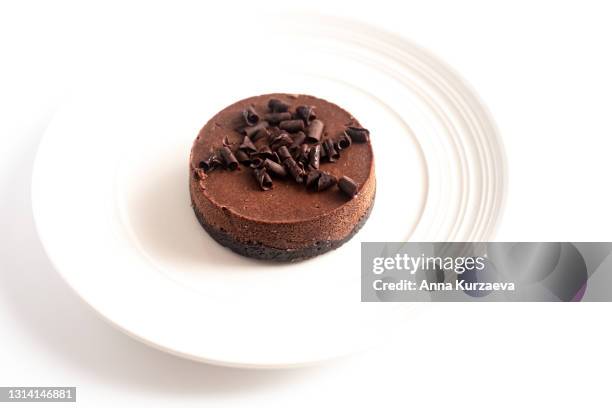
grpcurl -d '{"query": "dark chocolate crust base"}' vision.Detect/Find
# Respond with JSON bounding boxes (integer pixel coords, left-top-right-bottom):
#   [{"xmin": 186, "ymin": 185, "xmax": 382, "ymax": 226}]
[{"xmin": 191, "ymin": 193, "xmax": 375, "ymax": 262}]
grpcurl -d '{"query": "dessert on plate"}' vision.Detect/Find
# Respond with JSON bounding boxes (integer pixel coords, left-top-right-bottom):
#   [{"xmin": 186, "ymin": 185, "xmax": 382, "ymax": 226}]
[{"xmin": 189, "ymin": 93, "xmax": 375, "ymax": 261}]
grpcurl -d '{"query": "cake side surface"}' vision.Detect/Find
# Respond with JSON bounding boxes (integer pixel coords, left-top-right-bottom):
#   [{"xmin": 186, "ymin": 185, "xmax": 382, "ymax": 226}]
[{"xmin": 191, "ymin": 188, "xmax": 376, "ymax": 262}]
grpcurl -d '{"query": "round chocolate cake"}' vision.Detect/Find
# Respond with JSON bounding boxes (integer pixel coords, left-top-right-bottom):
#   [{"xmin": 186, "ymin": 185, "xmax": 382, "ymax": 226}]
[{"xmin": 189, "ymin": 93, "xmax": 375, "ymax": 261}]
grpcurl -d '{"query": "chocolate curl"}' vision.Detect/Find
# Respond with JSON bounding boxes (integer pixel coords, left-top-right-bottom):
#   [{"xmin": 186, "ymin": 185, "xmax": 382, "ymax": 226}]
[
  {"xmin": 316, "ymin": 172, "xmax": 337, "ymax": 191},
  {"xmin": 290, "ymin": 131, "xmax": 306, "ymax": 150},
  {"xmin": 277, "ymin": 145, "xmax": 292, "ymax": 162},
  {"xmin": 263, "ymin": 112, "xmax": 292, "ymax": 124},
  {"xmin": 253, "ymin": 128, "xmax": 271, "ymax": 143},
  {"xmin": 296, "ymin": 144, "xmax": 310, "ymax": 164},
  {"xmin": 319, "ymin": 143, "xmax": 327, "ymax": 159},
  {"xmin": 243, "ymin": 121, "xmax": 269, "ymax": 138},
  {"xmin": 270, "ymin": 152, "xmax": 281, "ymax": 164},
  {"xmin": 250, "ymin": 156, "xmax": 264, "ymax": 168},
  {"xmin": 306, "ymin": 119, "xmax": 324, "ymax": 142},
  {"xmin": 323, "ymin": 139, "xmax": 339, "ymax": 162},
  {"xmin": 305, "ymin": 170, "xmax": 321, "ymax": 188},
  {"xmin": 239, "ymin": 135, "xmax": 257, "ymax": 153},
  {"xmin": 211, "ymin": 152, "xmax": 224, "ymax": 167},
  {"xmin": 253, "ymin": 168, "xmax": 273, "ymax": 191},
  {"xmin": 345, "ymin": 127, "xmax": 369, "ymax": 143},
  {"xmin": 199, "ymin": 159, "xmax": 213, "ymax": 172},
  {"xmin": 268, "ymin": 98, "xmax": 290, "ymax": 113},
  {"xmin": 269, "ymin": 132, "xmax": 293, "ymax": 150},
  {"xmin": 279, "ymin": 119, "xmax": 305, "ymax": 133},
  {"xmin": 234, "ymin": 149, "xmax": 252, "ymax": 165},
  {"xmin": 336, "ymin": 133, "xmax": 352, "ymax": 150},
  {"xmin": 295, "ymin": 105, "xmax": 316, "ymax": 125},
  {"xmin": 338, "ymin": 176, "xmax": 359, "ymax": 197},
  {"xmin": 297, "ymin": 160, "xmax": 306, "ymax": 173},
  {"xmin": 263, "ymin": 158, "xmax": 287, "ymax": 178},
  {"xmin": 283, "ymin": 157, "xmax": 304, "ymax": 183},
  {"xmin": 199, "ymin": 150, "xmax": 223, "ymax": 172},
  {"xmin": 257, "ymin": 145, "xmax": 274, "ymax": 159},
  {"xmin": 220, "ymin": 146, "xmax": 239, "ymax": 170},
  {"xmin": 242, "ymin": 105, "xmax": 259, "ymax": 126},
  {"xmin": 308, "ymin": 144, "xmax": 321, "ymax": 170},
  {"xmin": 266, "ymin": 126, "xmax": 283, "ymax": 138}
]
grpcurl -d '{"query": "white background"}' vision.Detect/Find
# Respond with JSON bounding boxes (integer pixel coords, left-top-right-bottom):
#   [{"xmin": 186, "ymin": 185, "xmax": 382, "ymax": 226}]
[{"xmin": 1, "ymin": 1, "xmax": 611, "ymax": 407}]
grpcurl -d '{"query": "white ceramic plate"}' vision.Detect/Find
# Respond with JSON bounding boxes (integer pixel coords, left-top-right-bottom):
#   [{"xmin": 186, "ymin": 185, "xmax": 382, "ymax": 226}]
[{"xmin": 32, "ymin": 14, "xmax": 506, "ymax": 368}]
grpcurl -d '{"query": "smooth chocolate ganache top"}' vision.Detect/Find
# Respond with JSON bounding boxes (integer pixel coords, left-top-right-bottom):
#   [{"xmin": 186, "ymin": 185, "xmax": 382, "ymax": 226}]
[{"xmin": 189, "ymin": 93, "xmax": 375, "ymax": 258}]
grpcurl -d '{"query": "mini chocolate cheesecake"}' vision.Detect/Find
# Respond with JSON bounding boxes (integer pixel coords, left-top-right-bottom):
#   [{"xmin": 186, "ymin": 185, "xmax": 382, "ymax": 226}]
[{"xmin": 189, "ymin": 93, "xmax": 375, "ymax": 261}]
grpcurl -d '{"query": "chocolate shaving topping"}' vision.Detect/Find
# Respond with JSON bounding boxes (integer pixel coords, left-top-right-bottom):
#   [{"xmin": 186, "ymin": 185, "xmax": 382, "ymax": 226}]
[
  {"xmin": 235, "ymin": 149, "xmax": 252, "ymax": 165},
  {"xmin": 308, "ymin": 144, "xmax": 321, "ymax": 169},
  {"xmin": 264, "ymin": 112, "xmax": 292, "ymax": 124},
  {"xmin": 250, "ymin": 156, "xmax": 264, "ymax": 168},
  {"xmin": 279, "ymin": 119, "xmax": 305, "ymax": 133},
  {"xmin": 253, "ymin": 167, "xmax": 273, "ymax": 190},
  {"xmin": 199, "ymin": 149, "xmax": 223, "ymax": 172},
  {"xmin": 243, "ymin": 105, "xmax": 259, "ymax": 126},
  {"xmin": 220, "ymin": 146, "xmax": 239, "ymax": 170},
  {"xmin": 305, "ymin": 169, "xmax": 321, "ymax": 188},
  {"xmin": 251, "ymin": 127, "xmax": 270, "ymax": 142},
  {"xmin": 316, "ymin": 171, "xmax": 337, "ymax": 191},
  {"xmin": 323, "ymin": 139, "xmax": 339, "ymax": 162},
  {"xmin": 277, "ymin": 145, "xmax": 293, "ymax": 162},
  {"xmin": 345, "ymin": 127, "xmax": 369, "ymax": 143},
  {"xmin": 257, "ymin": 145, "xmax": 274, "ymax": 159},
  {"xmin": 243, "ymin": 121, "xmax": 269, "ymax": 138},
  {"xmin": 336, "ymin": 133, "xmax": 352, "ymax": 150},
  {"xmin": 266, "ymin": 126, "xmax": 282, "ymax": 137},
  {"xmin": 239, "ymin": 135, "xmax": 257, "ymax": 153},
  {"xmin": 283, "ymin": 157, "xmax": 304, "ymax": 183},
  {"xmin": 211, "ymin": 153, "xmax": 224, "ymax": 167},
  {"xmin": 270, "ymin": 152, "xmax": 281, "ymax": 164},
  {"xmin": 289, "ymin": 131, "xmax": 306, "ymax": 150},
  {"xmin": 268, "ymin": 98, "xmax": 290, "ymax": 113},
  {"xmin": 295, "ymin": 105, "xmax": 316, "ymax": 125},
  {"xmin": 269, "ymin": 132, "xmax": 293, "ymax": 150},
  {"xmin": 319, "ymin": 144, "xmax": 327, "ymax": 159},
  {"xmin": 297, "ymin": 160, "xmax": 306, "ymax": 173},
  {"xmin": 199, "ymin": 159, "xmax": 213, "ymax": 172},
  {"xmin": 264, "ymin": 158, "xmax": 287, "ymax": 178},
  {"xmin": 338, "ymin": 176, "xmax": 358, "ymax": 197},
  {"xmin": 306, "ymin": 119, "xmax": 324, "ymax": 142},
  {"xmin": 296, "ymin": 144, "xmax": 310, "ymax": 163},
  {"xmin": 197, "ymin": 99, "xmax": 370, "ymax": 196}
]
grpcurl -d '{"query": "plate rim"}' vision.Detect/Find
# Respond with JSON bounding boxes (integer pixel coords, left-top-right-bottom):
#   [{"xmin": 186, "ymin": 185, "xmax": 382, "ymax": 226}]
[{"xmin": 31, "ymin": 16, "xmax": 507, "ymax": 368}]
